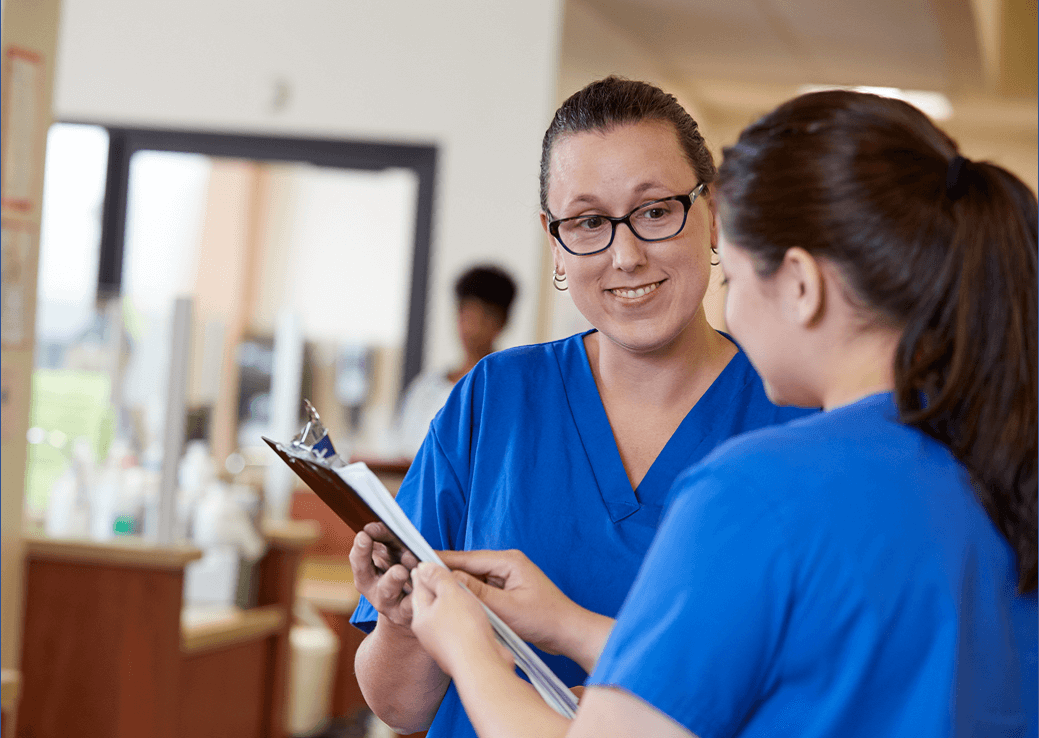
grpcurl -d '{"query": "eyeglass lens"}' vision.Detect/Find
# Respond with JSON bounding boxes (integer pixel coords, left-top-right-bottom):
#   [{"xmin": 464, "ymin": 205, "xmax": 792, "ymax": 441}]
[{"xmin": 557, "ymin": 197, "xmax": 687, "ymax": 254}]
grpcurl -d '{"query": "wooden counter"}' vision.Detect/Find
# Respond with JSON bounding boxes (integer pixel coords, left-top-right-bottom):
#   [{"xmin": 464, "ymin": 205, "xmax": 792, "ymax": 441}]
[
  {"xmin": 1, "ymin": 669, "xmax": 20, "ymax": 737},
  {"xmin": 18, "ymin": 525, "xmax": 317, "ymax": 738},
  {"xmin": 181, "ymin": 604, "xmax": 285, "ymax": 654},
  {"xmin": 25, "ymin": 534, "xmax": 202, "ymax": 569},
  {"xmin": 262, "ymin": 518, "xmax": 320, "ymax": 550}
]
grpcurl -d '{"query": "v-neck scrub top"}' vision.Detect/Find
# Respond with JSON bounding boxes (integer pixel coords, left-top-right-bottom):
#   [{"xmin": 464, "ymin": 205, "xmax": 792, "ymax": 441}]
[
  {"xmin": 590, "ymin": 393, "xmax": 1038, "ymax": 737},
  {"xmin": 352, "ymin": 330, "xmax": 812, "ymax": 738}
]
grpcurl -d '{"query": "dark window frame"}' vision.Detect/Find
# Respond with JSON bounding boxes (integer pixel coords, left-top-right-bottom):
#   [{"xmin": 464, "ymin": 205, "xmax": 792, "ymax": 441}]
[{"xmin": 82, "ymin": 123, "xmax": 436, "ymax": 391}]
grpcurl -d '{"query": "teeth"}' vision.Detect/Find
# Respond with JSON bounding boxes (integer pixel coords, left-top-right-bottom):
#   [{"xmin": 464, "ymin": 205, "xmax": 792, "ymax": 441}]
[{"xmin": 610, "ymin": 281, "xmax": 661, "ymax": 299}]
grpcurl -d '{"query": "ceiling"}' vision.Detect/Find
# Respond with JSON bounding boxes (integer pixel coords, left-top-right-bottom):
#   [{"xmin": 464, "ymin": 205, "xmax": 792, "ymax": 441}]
[
  {"xmin": 586, "ymin": 0, "xmax": 981, "ymax": 90},
  {"xmin": 563, "ymin": 0, "xmax": 1037, "ymax": 186}
]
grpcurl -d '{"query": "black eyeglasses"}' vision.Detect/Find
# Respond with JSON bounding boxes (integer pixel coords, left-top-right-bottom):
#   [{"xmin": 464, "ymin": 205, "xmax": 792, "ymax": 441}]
[{"xmin": 547, "ymin": 183, "xmax": 706, "ymax": 256}]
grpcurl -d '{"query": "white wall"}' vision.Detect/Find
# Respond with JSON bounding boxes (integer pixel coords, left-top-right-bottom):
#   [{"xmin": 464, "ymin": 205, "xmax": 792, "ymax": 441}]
[{"xmin": 52, "ymin": 0, "xmax": 566, "ymax": 370}]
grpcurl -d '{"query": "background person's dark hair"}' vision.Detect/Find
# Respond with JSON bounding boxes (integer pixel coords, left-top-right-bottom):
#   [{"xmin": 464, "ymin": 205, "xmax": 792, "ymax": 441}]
[
  {"xmin": 539, "ymin": 76, "xmax": 716, "ymax": 213},
  {"xmin": 715, "ymin": 90, "xmax": 1038, "ymax": 592},
  {"xmin": 454, "ymin": 265, "xmax": 518, "ymax": 325}
]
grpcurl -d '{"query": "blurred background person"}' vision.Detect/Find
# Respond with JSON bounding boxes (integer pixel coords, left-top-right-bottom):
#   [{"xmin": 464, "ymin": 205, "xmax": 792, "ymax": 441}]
[{"xmin": 391, "ymin": 264, "xmax": 517, "ymax": 460}]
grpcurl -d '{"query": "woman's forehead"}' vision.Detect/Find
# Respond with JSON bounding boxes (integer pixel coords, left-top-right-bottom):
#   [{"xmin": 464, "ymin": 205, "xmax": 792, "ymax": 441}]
[
  {"xmin": 546, "ymin": 120, "xmax": 693, "ymax": 208},
  {"xmin": 551, "ymin": 119, "xmax": 681, "ymax": 160}
]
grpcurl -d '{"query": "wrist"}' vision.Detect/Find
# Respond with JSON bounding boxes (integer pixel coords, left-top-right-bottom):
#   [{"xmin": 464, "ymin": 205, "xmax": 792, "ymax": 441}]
[
  {"xmin": 554, "ymin": 608, "xmax": 614, "ymax": 673},
  {"xmin": 454, "ymin": 642, "xmax": 518, "ymax": 691},
  {"xmin": 376, "ymin": 612, "xmax": 419, "ymax": 640}
]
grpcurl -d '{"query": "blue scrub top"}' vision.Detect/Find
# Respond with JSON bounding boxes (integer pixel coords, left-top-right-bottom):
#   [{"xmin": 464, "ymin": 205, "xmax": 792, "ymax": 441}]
[
  {"xmin": 352, "ymin": 331, "xmax": 812, "ymax": 738},
  {"xmin": 591, "ymin": 392, "xmax": 1038, "ymax": 738}
]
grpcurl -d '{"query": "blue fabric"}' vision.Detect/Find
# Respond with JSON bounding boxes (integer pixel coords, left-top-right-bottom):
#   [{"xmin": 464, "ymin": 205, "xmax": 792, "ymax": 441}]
[
  {"xmin": 591, "ymin": 392, "xmax": 1038, "ymax": 738},
  {"xmin": 351, "ymin": 330, "xmax": 811, "ymax": 738}
]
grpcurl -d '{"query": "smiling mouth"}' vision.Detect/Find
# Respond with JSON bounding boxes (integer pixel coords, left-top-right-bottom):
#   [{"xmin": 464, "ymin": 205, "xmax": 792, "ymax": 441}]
[{"xmin": 608, "ymin": 280, "xmax": 663, "ymax": 299}]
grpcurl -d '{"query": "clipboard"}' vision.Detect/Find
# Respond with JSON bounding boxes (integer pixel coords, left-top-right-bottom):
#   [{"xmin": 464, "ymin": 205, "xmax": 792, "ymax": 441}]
[{"xmin": 262, "ymin": 436, "xmax": 380, "ymax": 532}]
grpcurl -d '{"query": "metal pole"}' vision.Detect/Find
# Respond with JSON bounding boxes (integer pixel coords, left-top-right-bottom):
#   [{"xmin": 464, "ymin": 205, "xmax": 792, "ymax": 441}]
[{"xmin": 157, "ymin": 297, "xmax": 192, "ymax": 544}]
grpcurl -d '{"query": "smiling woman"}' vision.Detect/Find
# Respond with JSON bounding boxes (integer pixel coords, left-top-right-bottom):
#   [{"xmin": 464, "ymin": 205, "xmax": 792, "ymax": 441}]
[
  {"xmin": 542, "ymin": 119, "xmax": 716, "ymax": 366},
  {"xmin": 346, "ymin": 76, "xmax": 813, "ymax": 738}
]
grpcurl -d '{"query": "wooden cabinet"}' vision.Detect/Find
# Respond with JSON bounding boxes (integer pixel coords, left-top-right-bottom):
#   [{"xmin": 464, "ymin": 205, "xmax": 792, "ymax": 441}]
[
  {"xmin": 1, "ymin": 669, "xmax": 20, "ymax": 737},
  {"xmin": 17, "ymin": 522, "xmax": 317, "ymax": 738}
]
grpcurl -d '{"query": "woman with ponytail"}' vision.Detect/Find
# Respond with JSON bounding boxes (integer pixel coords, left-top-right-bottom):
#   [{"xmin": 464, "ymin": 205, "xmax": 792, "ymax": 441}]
[{"xmin": 403, "ymin": 89, "xmax": 1038, "ymax": 738}]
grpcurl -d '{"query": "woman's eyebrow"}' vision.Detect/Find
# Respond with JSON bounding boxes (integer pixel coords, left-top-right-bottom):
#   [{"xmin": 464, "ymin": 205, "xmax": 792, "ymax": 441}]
[{"xmin": 565, "ymin": 182, "xmax": 669, "ymax": 209}]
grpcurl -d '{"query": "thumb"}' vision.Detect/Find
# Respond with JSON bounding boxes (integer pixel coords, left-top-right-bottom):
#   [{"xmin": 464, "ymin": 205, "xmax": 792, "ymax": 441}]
[
  {"xmin": 410, "ymin": 566, "xmax": 435, "ymax": 611},
  {"xmin": 415, "ymin": 561, "xmax": 457, "ymax": 594},
  {"xmin": 451, "ymin": 569, "xmax": 486, "ymax": 594},
  {"xmin": 452, "ymin": 570, "xmax": 508, "ymax": 611}
]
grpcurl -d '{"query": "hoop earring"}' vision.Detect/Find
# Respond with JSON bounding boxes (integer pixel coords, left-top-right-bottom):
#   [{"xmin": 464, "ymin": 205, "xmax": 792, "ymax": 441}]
[
  {"xmin": 552, "ymin": 268, "xmax": 568, "ymax": 292},
  {"xmin": 710, "ymin": 245, "xmax": 719, "ymax": 267}
]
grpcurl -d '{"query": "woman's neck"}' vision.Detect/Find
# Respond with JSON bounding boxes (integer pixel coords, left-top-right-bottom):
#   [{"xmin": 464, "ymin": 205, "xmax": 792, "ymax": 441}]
[
  {"xmin": 817, "ymin": 328, "xmax": 900, "ymax": 411},
  {"xmin": 586, "ymin": 314, "xmax": 737, "ymax": 408},
  {"xmin": 585, "ymin": 313, "xmax": 738, "ymax": 490}
]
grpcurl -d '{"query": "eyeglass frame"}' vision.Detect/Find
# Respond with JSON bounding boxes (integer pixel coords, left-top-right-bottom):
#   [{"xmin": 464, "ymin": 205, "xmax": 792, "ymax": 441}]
[{"xmin": 546, "ymin": 183, "xmax": 707, "ymax": 256}]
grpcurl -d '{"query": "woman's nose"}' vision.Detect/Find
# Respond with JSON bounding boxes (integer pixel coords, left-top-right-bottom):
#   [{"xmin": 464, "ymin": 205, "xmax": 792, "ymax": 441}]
[{"xmin": 610, "ymin": 224, "xmax": 648, "ymax": 271}]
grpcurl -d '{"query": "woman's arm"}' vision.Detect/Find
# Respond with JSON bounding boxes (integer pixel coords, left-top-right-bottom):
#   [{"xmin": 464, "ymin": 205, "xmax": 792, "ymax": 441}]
[
  {"xmin": 410, "ymin": 564, "xmax": 696, "ymax": 738},
  {"xmin": 438, "ymin": 548, "xmax": 615, "ymax": 673},
  {"xmin": 410, "ymin": 562, "xmax": 572, "ymax": 738},
  {"xmin": 353, "ymin": 618, "xmax": 451, "ymax": 733},
  {"xmin": 349, "ymin": 526, "xmax": 449, "ymax": 732}
]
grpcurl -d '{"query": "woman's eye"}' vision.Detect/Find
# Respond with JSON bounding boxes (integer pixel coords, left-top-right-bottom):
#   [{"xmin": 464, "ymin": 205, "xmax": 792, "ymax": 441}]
[
  {"xmin": 636, "ymin": 203, "xmax": 673, "ymax": 221},
  {"xmin": 575, "ymin": 215, "xmax": 607, "ymax": 231}
]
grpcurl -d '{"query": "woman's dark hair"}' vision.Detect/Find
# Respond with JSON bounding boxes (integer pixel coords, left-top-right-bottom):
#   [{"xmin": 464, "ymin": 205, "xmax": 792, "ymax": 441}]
[
  {"xmin": 539, "ymin": 76, "xmax": 716, "ymax": 213},
  {"xmin": 454, "ymin": 264, "xmax": 518, "ymax": 325},
  {"xmin": 715, "ymin": 90, "xmax": 1038, "ymax": 592}
]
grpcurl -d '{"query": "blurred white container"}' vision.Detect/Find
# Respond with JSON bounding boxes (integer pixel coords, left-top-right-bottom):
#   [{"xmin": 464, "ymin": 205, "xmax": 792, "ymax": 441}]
[
  {"xmin": 285, "ymin": 599, "xmax": 340, "ymax": 737},
  {"xmin": 45, "ymin": 437, "xmax": 95, "ymax": 538},
  {"xmin": 183, "ymin": 544, "xmax": 239, "ymax": 607}
]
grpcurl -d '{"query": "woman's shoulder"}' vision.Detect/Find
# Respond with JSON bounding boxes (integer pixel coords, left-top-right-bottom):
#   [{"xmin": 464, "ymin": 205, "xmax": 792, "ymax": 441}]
[
  {"xmin": 672, "ymin": 392, "xmax": 969, "ymax": 517},
  {"xmin": 471, "ymin": 331, "xmax": 591, "ymax": 379},
  {"xmin": 695, "ymin": 396, "xmax": 891, "ymax": 475}
]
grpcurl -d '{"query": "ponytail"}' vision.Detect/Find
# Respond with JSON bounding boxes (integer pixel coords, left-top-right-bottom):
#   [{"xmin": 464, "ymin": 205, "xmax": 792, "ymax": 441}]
[
  {"xmin": 716, "ymin": 90, "xmax": 1038, "ymax": 591},
  {"xmin": 895, "ymin": 159, "xmax": 1037, "ymax": 591}
]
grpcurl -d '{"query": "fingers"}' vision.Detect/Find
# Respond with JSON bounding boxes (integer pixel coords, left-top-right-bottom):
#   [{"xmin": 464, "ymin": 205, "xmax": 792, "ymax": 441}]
[
  {"xmin": 413, "ymin": 561, "xmax": 453, "ymax": 591},
  {"xmin": 372, "ymin": 541, "xmax": 398, "ymax": 572},
  {"xmin": 437, "ymin": 548, "xmax": 529, "ymax": 584},
  {"xmin": 364, "ymin": 522, "xmax": 405, "ymax": 548},
  {"xmin": 349, "ymin": 531, "xmax": 379, "ymax": 590},
  {"xmin": 450, "ymin": 569, "xmax": 484, "ymax": 592},
  {"xmin": 374, "ymin": 563, "xmax": 412, "ymax": 604},
  {"xmin": 410, "ymin": 567, "xmax": 435, "ymax": 611},
  {"xmin": 451, "ymin": 570, "xmax": 507, "ymax": 611}
]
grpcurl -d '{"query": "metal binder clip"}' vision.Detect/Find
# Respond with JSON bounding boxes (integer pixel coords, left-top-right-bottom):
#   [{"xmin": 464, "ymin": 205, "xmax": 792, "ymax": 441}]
[{"xmin": 291, "ymin": 399, "xmax": 339, "ymax": 461}]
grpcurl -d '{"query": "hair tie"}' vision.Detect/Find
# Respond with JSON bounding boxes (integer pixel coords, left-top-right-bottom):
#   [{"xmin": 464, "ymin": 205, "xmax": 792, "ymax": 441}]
[{"xmin": 945, "ymin": 155, "xmax": 971, "ymax": 201}]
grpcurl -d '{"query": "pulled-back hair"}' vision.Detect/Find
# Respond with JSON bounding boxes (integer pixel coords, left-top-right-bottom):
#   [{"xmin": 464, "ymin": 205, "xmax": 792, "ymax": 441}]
[
  {"xmin": 716, "ymin": 90, "xmax": 1038, "ymax": 592},
  {"xmin": 539, "ymin": 76, "xmax": 716, "ymax": 213}
]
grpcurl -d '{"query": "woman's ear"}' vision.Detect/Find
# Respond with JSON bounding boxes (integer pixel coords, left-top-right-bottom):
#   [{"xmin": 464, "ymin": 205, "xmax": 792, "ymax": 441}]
[
  {"xmin": 779, "ymin": 247, "xmax": 824, "ymax": 326},
  {"xmin": 543, "ymin": 213, "xmax": 566, "ymax": 277},
  {"xmin": 552, "ymin": 249, "xmax": 566, "ymax": 279}
]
